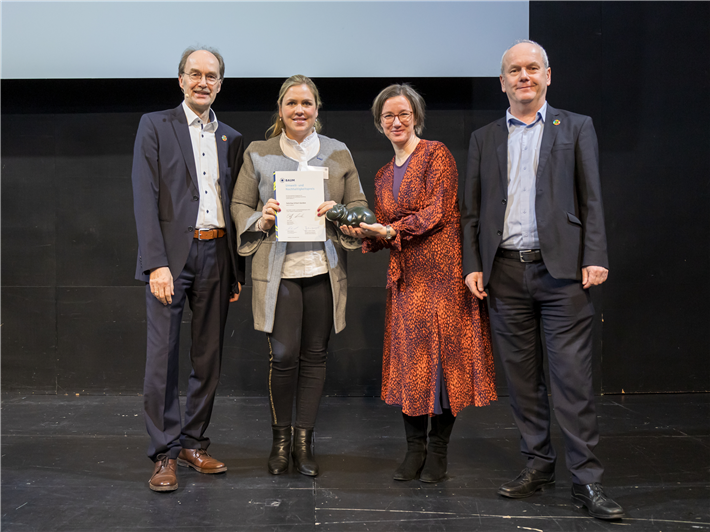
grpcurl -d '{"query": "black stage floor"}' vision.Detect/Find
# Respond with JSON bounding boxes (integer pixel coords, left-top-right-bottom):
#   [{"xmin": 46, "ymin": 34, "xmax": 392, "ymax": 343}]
[{"xmin": 2, "ymin": 393, "xmax": 708, "ymax": 531}]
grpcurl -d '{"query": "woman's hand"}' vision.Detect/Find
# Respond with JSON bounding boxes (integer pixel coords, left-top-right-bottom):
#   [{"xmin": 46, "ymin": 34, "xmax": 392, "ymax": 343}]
[
  {"xmin": 339, "ymin": 225, "xmax": 367, "ymax": 239},
  {"xmin": 260, "ymin": 198, "xmax": 280, "ymax": 231},
  {"xmin": 358, "ymin": 222, "xmax": 389, "ymax": 239},
  {"xmin": 316, "ymin": 200, "xmax": 337, "ymax": 218}
]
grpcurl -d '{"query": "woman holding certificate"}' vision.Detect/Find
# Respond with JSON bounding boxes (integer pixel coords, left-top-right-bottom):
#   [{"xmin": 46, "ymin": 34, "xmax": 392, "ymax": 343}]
[
  {"xmin": 231, "ymin": 75, "xmax": 368, "ymax": 477},
  {"xmin": 351, "ymin": 84, "xmax": 497, "ymax": 483}
]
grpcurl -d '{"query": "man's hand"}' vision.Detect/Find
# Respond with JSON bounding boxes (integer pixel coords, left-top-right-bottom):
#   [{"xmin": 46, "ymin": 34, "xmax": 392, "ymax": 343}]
[
  {"xmin": 465, "ymin": 272, "xmax": 487, "ymax": 300},
  {"xmin": 149, "ymin": 267, "xmax": 174, "ymax": 305},
  {"xmin": 582, "ymin": 265, "xmax": 608, "ymax": 289},
  {"xmin": 229, "ymin": 283, "xmax": 242, "ymax": 303}
]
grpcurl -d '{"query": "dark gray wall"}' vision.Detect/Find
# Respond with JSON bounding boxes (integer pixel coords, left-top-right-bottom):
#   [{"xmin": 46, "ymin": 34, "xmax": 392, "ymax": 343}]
[{"xmin": 2, "ymin": 2, "xmax": 708, "ymax": 395}]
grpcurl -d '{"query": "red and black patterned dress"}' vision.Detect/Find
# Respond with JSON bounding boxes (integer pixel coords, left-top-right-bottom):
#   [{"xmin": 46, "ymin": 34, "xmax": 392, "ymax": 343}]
[{"xmin": 363, "ymin": 140, "xmax": 497, "ymax": 416}]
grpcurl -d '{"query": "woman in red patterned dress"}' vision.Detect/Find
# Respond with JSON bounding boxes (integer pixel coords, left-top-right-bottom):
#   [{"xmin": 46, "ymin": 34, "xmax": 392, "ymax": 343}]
[{"xmin": 344, "ymin": 84, "xmax": 497, "ymax": 483}]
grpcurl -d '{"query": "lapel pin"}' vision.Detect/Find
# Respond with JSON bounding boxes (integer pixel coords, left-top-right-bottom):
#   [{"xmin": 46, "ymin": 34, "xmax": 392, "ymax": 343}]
[
  {"xmin": 222, "ymin": 135, "xmax": 227, "ymax": 141},
  {"xmin": 553, "ymin": 119, "xmax": 560, "ymax": 125}
]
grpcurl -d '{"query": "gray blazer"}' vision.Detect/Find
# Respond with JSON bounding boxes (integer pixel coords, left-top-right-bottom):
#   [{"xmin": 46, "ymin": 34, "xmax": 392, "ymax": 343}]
[{"xmin": 231, "ymin": 135, "xmax": 368, "ymax": 333}]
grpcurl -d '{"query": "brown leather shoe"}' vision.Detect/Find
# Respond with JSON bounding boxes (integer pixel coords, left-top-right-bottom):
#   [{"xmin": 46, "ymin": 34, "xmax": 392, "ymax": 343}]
[
  {"xmin": 149, "ymin": 456, "xmax": 178, "ymax": 492},
  {"xmin": 177, "ymin": 448, "xmax": 227, "ymax": 474}
]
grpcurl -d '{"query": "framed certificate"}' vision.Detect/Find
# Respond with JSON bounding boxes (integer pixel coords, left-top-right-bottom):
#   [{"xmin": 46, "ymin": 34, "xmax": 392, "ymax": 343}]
[{"xmin": 274, "ymin": 170, "xmax": 326, "ymax": 242}]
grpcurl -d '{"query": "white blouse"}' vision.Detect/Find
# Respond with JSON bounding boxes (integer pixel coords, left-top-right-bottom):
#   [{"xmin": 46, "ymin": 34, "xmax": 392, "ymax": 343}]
[{"xmin": 279, "ymin": 130, "xmax": 329, "ymax": 279}]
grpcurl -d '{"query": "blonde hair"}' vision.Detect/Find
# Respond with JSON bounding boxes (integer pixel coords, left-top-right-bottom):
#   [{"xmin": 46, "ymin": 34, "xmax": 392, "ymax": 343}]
[
  {"xmin": 266, "ymin": 75, "xmax": 323, "ymax": 139},
  {"xmin": 371, "ymin": 83, "xmax": 426, "ymax": 136}
]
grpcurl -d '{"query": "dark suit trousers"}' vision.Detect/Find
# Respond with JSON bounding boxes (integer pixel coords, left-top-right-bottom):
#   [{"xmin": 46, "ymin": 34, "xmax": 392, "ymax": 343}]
[
  {"xmin": 487, "ymin": 256, "xmax": 603, "ymax": 485},
  {"xmin": 143, "ymin": 237, "xmax": 230, "ymax": 462}
]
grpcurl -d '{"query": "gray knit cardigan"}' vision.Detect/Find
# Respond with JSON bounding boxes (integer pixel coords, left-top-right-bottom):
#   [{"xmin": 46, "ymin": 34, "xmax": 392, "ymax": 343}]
[{"xmin": 230, "ymin": 135, "xmax": 368, "ymax": 333}]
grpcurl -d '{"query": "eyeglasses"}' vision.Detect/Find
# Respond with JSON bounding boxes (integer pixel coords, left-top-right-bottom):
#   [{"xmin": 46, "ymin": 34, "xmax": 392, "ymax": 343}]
[
  {"xmin": 381, "ymin": 111, "xmax": 413, "ymax": 125},
  {"xmin": 182, "ymin": 72, "xmax": 221, "ymax": 85}
]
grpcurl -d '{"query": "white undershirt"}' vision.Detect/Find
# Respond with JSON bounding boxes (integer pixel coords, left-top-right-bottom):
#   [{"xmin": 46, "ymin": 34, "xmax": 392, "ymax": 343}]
[
  {"xmin": 183, "ymin": 101, "xmax": 224, "ymax": 229},
  {"xmin": 279, "ymin": 130, "xmax": 328, "ymax": 279}
]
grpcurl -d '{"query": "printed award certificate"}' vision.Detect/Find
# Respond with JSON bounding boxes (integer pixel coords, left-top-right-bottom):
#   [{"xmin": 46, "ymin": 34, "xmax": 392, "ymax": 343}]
[{"xmin": 274, "ymin": 170, "xmax": 326, "ymax": 242}]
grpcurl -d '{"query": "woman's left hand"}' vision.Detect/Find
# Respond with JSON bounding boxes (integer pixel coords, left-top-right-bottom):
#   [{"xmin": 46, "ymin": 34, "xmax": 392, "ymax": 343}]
[
  {"xmin": 339, "ymin": 225, "xmax": 367, "ymax": 239},
  {"xmin": 316, "ymin": 201, "xmax": 337, "ymax": 217},
  {"xmin": 357, "ymin": 222, "xmax": 389, "ymax": 239}
]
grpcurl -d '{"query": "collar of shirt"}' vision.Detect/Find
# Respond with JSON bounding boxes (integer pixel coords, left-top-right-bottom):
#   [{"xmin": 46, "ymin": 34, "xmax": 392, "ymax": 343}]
[
  {"xmin": 506, "ymin": 101, "xmax": 548, "ymax": 131},
  {"xmin": 280, "ymin": 130, "xmax": 320, "ymax": 165},
  {"xmin": 182, "ymin": 100, "xmax": 218, "ymax": 132}
]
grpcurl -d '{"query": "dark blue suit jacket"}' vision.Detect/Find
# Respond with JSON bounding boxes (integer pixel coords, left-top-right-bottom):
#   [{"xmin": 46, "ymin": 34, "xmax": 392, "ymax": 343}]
[
  {"xmin": 131, "ymin": 104, "xmax": 245, "ymax": 293},
  {"xmin": 461, "ymin": 104, "xmax": 608, "ymax": 285}
]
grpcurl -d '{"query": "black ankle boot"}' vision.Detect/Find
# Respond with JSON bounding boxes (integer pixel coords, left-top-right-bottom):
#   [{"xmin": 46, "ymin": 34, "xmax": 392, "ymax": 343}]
[
  {"xmin": 268, "ymin": 426, "xmax": 291, "ymax": 475},
  {"xmin": 420, "ymin": 409, "xmax": 456, "ymax": 483},
  {"xmin": 292, "ymin": 427, "xmax": 319, "ymax": 477},
  {"xmin": 393, "ymin": 413, "xmax": 428, "ymax": 481}
]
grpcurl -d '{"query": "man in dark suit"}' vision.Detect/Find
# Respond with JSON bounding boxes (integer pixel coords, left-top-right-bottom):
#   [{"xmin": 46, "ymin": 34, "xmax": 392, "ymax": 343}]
[
  {"xmin": 461, "ymin": 40, "xmax": 624, "ymax": 520},
  {"xmin": 132, "ymin": 47, "xmax": 244, "ymax": 492}
]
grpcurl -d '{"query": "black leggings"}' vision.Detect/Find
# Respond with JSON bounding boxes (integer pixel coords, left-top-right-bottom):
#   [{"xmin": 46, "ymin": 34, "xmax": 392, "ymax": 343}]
[{"xmin": 267, "ymin": 274, "xmax": 333, "ymax": 430}]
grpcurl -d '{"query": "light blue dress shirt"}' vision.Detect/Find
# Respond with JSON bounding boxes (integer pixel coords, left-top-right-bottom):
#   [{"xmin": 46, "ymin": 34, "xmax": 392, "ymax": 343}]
[{"xmin": 500, "ymin": 102, "xmax": 548, "ymax": 251}]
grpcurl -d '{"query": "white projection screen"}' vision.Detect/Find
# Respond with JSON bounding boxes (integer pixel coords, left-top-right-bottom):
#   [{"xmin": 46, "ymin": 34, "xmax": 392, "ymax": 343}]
[{"xmin": 1, "ymin": 1, "xmax": 528, "ymax": 79}]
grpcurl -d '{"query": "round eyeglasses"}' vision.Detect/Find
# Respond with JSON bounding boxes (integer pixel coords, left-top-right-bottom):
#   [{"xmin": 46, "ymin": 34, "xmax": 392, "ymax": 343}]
[
  {"xmin": 381, "ymin": 111, "xmax": 413, "ymax": 125},
  {"xmin": 182, "ymin": 72, "xmax": 221, "ymax": 85}
]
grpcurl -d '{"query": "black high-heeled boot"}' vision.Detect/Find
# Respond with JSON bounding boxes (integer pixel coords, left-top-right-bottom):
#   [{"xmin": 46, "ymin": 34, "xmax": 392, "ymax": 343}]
[
  {"xmin": 292, "ymin": 427, "xmax": 319, "ymax": 477},
  {"xmin": 268, "ymin": 425, "xmax": 291, "ymax": 475},
  {"xmin": 393, "ymin": 413, "xmax": 428, "ymax": 481},
  {"xmin": 420, "ymin": 409, "xmax": 456, "ymax": 483}
]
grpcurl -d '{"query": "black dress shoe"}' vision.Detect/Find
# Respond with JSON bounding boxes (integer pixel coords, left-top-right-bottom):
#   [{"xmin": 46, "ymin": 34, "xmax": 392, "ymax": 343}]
[
  {"xmin": 572, "ymin": 483, "xmax": 625, "ymax": 520},
  {"xmin": 497, "ymin": 468, "xmax": 555, "ymax": 498}
]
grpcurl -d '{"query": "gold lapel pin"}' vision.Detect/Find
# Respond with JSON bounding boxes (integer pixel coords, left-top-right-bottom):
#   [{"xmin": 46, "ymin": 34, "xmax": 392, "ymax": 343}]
[
  {"xmin": 222, "ymin": 135, "xmax": 227, "ymax": 141},
  {"xmin": 553, "ymin": 119, "xmax": 560, "ymax": 125}
]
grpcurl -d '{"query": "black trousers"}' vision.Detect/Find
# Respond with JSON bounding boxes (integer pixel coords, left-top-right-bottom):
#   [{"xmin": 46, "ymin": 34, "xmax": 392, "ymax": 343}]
[
  {"xmin": 268, "ymin": 274, "xmax": 333, "ymax": 430},
  {"xmin": 143, "ymin": 237, "xmax": 231, "ymax": 461},
  {"xmin": 487, "ymin": 256, "xmax": 603, "ymax": 485}
]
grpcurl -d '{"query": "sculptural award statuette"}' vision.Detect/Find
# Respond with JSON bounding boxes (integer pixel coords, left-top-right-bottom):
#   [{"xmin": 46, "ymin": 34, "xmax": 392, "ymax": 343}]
[{"xmin": 325, "ymin": 204, "xmax": 376, "ymax": 227}]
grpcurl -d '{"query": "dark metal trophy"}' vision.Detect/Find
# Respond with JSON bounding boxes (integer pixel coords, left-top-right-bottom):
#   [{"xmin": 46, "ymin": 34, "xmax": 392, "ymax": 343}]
[{"xmin": 325, "ymin": 204, "xmax": 376, "ymax": 227}]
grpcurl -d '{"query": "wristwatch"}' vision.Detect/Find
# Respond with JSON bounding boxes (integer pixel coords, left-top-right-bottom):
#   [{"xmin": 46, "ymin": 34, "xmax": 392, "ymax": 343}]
[{"xmin": 385, "ymin": 225, "xmax": 395, "ymax": 240}]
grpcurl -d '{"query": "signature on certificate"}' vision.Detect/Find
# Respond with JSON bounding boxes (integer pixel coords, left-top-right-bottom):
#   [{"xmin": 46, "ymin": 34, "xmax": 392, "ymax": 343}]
[{"xmin": 286, "ymin": 212, "xmax": 305, "ymax": 222}]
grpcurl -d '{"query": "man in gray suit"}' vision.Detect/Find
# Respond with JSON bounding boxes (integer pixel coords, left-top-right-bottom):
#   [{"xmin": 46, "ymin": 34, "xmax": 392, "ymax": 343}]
[{"xmin": 461, "ymin": 40, "xmax": 624, "ymax": 520}]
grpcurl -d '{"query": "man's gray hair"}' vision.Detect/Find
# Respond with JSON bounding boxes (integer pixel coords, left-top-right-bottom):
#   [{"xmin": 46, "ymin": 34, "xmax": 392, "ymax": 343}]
[
  {"xmin": 178, "ymin": 46, "xmax": 225, "ymax": 79},
  {"xmin": 500, "ymin": 39, "xmax": 549, "ymax": 74}
]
